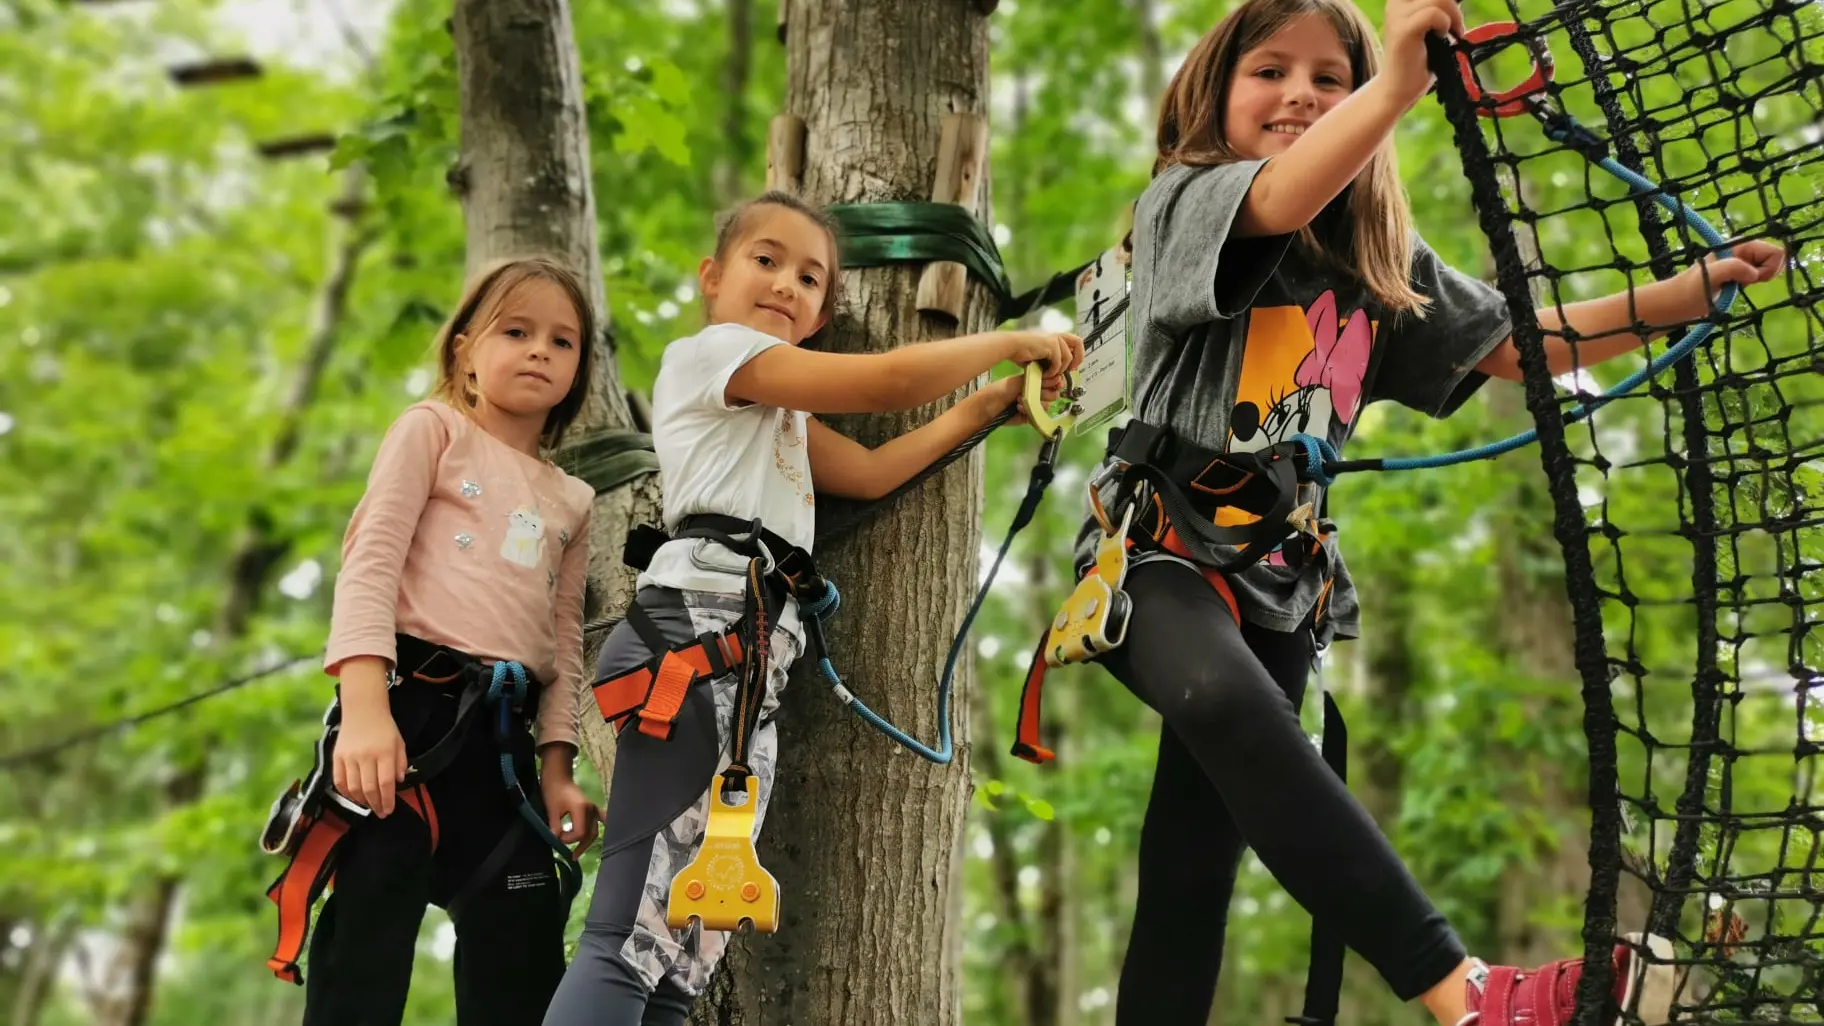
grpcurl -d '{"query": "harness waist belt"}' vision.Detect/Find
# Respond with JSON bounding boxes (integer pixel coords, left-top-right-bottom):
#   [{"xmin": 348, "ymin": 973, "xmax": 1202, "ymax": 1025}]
[{"xmin": 1108, "ymin": 421, "xmax": 1334, "ymax": 574}]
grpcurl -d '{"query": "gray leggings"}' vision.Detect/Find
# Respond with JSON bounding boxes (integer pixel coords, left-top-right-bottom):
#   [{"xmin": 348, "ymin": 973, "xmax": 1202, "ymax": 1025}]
[{"xmin": 539, "ymin": 831, "xmax": 693, "ymax": 1026}]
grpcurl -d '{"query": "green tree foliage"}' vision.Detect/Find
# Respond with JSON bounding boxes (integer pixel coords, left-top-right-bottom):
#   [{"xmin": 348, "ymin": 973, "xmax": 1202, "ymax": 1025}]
[{"xmin": 1, "ymin": 0, "xmax": 1814, "ymax": 1023}]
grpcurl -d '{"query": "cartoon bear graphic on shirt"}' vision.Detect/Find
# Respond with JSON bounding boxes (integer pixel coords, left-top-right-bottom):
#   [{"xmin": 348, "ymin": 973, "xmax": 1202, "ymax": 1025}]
[
  {"xmin": 1219, "ymin": 290, "xmax": 1376, "ymax": 566},
  {"xmin": 500, "ymin": 506, "xmax": 546, "ymax": 568}
]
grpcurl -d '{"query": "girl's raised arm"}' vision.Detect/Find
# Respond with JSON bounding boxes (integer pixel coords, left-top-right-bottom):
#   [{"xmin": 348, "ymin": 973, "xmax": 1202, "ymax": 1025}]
[{"xmin": 726, "ymin": 330, "xmax": 1081, "ymax": 414}]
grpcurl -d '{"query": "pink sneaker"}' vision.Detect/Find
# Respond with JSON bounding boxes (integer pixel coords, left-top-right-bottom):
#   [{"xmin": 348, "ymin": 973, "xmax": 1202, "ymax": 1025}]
[{"xmin": 1456, "ymin": 933, "xmax": 1676, "ymax": 1026}]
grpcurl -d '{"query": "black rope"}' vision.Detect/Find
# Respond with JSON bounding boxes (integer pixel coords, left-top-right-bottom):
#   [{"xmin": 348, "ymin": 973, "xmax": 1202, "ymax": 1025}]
[
  {"xmin": 0, "ymin": 655, "xmax": 317, "ymax": 770},
  {"xmin": 1441, "ymin": 0, "xmax": 1824, "ymax": 1017},
  {"xmin": 1427, "ymin": 30, "xmax": 1627, "ymax": 1025},
  {"xmin": 1552, "ymin": 9, "xmax": 1731, "ymax": 946}
]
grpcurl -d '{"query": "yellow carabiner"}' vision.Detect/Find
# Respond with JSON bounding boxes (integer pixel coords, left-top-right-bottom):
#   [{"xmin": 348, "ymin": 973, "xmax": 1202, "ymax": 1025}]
[
  {"xmin": 1021, "ymin": 362, "xmax": 1083, "ymax": 441},
  {"xmin": 666, "ymin": 774, "xmax": 780, "ymax": 934}
]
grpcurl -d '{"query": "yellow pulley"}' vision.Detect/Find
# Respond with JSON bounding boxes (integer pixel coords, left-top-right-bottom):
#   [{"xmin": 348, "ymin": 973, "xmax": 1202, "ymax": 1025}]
[{"xmin": 666, "ymin": 774, "xmax": 780, "ymax": 934}]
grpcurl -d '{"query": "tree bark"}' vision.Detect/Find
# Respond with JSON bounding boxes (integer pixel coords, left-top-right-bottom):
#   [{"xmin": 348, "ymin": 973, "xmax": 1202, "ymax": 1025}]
[
  {"xmin": 691, "ymin": 3, "xmax": 993, "ymax": 1023},
  {"xmin": 1131, "ymin": 0, "xmax": 1164, "ymax": 106},
  {"xmin": 719, "ymin": 0, "xmax": 756, "ymax": 206},
  {"xmin": 973, "ymin": 683, "xmax": 1043, "ymax": 1021},
  {"xmin": 1356, "ymin": 562, "xmax": 1416, "ymax": 829},
  {"xmin": 452, "ymin": 0, "xmax": 664, "ymax": 780}
]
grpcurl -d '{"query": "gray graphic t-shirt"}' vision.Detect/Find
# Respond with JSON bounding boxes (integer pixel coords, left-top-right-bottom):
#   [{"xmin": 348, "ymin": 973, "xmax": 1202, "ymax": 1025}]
[{"xmin": 1080, "ymin": 159, "xmax": 1512, "ymax": 641}]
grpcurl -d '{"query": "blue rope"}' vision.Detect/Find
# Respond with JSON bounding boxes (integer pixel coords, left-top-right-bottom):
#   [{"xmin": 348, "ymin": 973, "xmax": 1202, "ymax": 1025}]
[
  {"xmin": 806, "ymin": 575, "xmax": 959, "ymax": 765},
  {"xmin": 1331, "ymin": 119, "xmax": 1740, "ymax": 477},
  {"xmin": 488, "ymin": 661, "xmax": 582, "ymax": 899},
  {"xmin": 800, "ymin": 580, "xmax": 840, "ymax": 620},
  {"xmin": 805, "ymin": 445, "xmax": 1055, "ymax": 764},
  {"xmin": 1291, "ymin": 433, "xmax": 1340, "ymax": 487}
]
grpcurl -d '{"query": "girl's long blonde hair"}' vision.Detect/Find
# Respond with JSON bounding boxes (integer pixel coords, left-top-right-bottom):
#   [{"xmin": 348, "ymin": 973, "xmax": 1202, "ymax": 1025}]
[
  {"xmin": 1155, "ymin": 0, "xmax": 1427, "ymax": 314},
  {"xmin": 432, "ymin": 256, "xmax": 596, "ymax": 449}
]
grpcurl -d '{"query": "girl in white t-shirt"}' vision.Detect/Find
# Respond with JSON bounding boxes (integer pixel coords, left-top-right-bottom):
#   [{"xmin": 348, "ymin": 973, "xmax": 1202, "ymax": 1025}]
[{"xmin": 541, "ymin": 191, "xmax": 1084, "ymax": 1026}]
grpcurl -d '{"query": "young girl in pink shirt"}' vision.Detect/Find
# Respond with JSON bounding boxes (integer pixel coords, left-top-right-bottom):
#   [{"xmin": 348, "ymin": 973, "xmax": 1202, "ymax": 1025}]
[{"xmin": 263, "ymin": 256, "xmax": 601, "ymax": 1026}]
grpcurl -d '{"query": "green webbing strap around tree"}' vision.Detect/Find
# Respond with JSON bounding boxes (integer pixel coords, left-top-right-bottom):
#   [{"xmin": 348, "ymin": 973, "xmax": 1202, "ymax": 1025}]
[
  {"xmin": 554, "ymin": 427, "xmax": 659, "ymax": 494},
  {"xmin": 826, "ymin": 201, "xmax": 1089, "ymax": 323}
]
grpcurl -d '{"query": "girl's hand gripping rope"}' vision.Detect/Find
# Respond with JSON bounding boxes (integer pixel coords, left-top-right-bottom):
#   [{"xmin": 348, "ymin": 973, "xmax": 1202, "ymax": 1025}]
[
  {"xmin": 1381, "ymin": 0, "xmax": 1468, "ymax": 109},
  {"xmin": 1686, "ymin": 240, "xmax": 1786, "ymax": 312},
  {"xmin": 538, "ymin": 749, "xmax": 603, "ymax": 859}
]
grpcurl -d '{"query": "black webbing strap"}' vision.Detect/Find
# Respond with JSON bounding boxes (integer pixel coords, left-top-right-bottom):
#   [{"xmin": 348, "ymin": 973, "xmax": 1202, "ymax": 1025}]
[
  {"xmin": 674, "ymin": 514, "xmax": 796, "ymax": 563},
  {"xmin": 446, "ymin": 819, "xmax": 528, "ymax": 925},
  {"xmin": 1290, "ymin": 692, "xmax": 1350, "ymax": 1026},
  {"xmin": 643, "ymin": 514, "xmax": 804, "ymax": 794},
  {"xmin": 386, "ymin": 638, "xmax": 574, "ymax": 924},
  {"xmin": 622, "ymin": 601, "xmax": 674, "ymax": 659},
  {"xmin": 392, "ymin": 637, "xmax": 496, "ymax": 788}
]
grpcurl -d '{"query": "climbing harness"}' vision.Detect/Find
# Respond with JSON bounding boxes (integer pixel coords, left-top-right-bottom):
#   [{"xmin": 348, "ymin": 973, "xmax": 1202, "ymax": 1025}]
[
  {"xmin": 259, "ymin": 638, "xmax": 582, "ymax": 985},
  {"xmin": 606, "ymin": 515, "xmax": 824, "ymax": 934},
  {"xmin": 1011, "ymin": 420, "xmax": 1328, "ymax": 762}
]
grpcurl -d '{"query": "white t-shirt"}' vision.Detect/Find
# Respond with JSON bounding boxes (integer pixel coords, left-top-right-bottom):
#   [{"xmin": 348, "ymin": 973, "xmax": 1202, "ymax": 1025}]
[{"xmin": 639, "ymin": 322, "xmax": 818, "ymax": 598}]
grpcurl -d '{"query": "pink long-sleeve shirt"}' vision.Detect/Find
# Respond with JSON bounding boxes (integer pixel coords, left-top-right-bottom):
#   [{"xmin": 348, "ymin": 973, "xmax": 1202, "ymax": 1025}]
[{"xmin": 323, "ymin": 400, "xmax": 594, "ymax": 750}]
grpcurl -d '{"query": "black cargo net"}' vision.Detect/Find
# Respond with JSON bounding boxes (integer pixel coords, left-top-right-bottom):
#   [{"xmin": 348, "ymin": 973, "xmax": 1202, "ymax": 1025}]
[{"xmin": 1429, "ymin": 0, "xmax": 1824, "ymax": 1020}]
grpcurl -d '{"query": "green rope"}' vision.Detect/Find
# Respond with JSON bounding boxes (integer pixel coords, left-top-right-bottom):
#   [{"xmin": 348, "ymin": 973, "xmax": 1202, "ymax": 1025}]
[{"xmin": 826, "ymin": 202, "xmax": 1087, "ymax": 323}]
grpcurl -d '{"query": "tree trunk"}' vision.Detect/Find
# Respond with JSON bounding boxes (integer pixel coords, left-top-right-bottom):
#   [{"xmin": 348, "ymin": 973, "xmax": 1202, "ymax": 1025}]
[
  {"xmin": 691, "ymin": 3, "xmax": 993, "ymax": 1023},
  {"xmin": 1355, "ymin": 561, "xmax": 1416, "ymax": 829},
  {"xmin": 973, "ymin": 681, "xmax": 1042, "ymax": 1021},
  {"xmin": 1131, "ymin": 0, "xmax": 1164, "ymax": 107},
  {"xmin": 12, "ymin": 914, "xmax": 75, "ymax": 1026},
  {"xmin": 451, "ymin": 0, "xmax": 664, "ymax": 780},
  {"xmin": 89, "ymin": 168, "xmax": 373, "ymax": 1026},
  {"xmin": 719, "ymin": 0, "xmax": 756, "ymax": 205}
]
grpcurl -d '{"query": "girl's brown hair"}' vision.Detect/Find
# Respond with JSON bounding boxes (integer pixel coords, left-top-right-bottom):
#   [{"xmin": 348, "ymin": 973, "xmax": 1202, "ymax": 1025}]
[
  {"xmin": 712, "ymin": 190, "xmax": 844, "ymax": 325},
  {"xmin": 1155, "ymin": 0, "xmax": 1426, "ymax": 314},
  {"xmin": 432, "ymin": 256, "xmax": 596, "ymax": 449}
]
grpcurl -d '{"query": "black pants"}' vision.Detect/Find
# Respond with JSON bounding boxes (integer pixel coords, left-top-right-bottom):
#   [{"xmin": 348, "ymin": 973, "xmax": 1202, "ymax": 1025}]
[
  {"xmin": 1105, "ymin": 561, "xmax": 1465, "ymax": 1025},
  {"xmin": 301, "ymin": 677, "xmax": 566, "ymax": 1026}
]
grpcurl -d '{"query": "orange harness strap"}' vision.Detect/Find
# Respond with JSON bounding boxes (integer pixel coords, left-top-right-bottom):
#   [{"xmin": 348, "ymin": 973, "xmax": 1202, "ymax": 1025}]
[
  {"xmin": 265, "ymin": 785, "xmax": 437, "ymax": 985},
  {"xmin": 592, "ymin": 634, "xmax": 745, "ymax": 736},
  {"xmin": 1011, "ymin": 532, "xmax": 1241, "ymax": 766}
]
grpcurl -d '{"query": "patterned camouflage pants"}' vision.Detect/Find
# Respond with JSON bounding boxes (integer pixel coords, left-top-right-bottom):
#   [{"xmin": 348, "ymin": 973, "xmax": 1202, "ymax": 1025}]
[{"xmin": 543, "ymin": 587, "xmax": 801, "ymax": 1025}]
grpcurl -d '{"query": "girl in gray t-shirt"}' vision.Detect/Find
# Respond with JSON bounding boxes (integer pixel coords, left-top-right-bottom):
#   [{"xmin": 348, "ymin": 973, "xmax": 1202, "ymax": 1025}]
[{"xmin": 1091, "ymin": 0, "xmax": 1784, "ymax": 1023}]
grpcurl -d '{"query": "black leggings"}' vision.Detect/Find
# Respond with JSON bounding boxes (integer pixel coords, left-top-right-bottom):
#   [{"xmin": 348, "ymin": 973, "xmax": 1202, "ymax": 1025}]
[{"xmin": 1104, "ymin": 561, "xmax": 1465, "ymax": 1025}]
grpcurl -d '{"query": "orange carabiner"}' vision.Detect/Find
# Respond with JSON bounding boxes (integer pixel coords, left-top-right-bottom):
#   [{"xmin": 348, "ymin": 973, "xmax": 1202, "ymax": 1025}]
[{"xmin": 1455, "ymin": 22, "xmax": 1556, "ymax": 118}]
